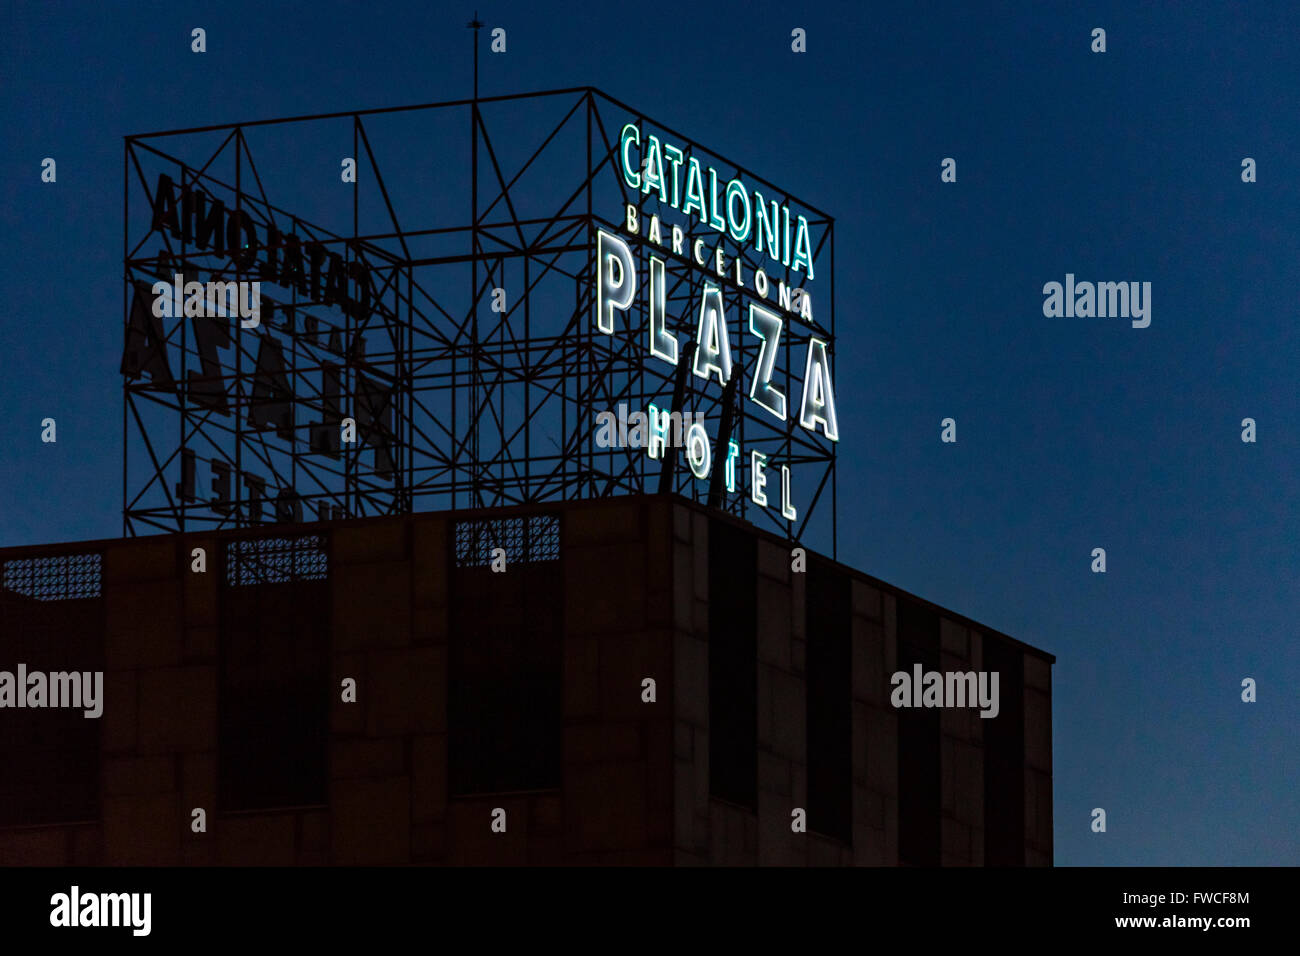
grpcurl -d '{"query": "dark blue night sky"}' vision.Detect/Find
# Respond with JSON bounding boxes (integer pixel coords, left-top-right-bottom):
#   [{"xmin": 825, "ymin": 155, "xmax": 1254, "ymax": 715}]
[{"xmin": 2, "ymin": 1, "xmax": 1297, "ymax": 865}]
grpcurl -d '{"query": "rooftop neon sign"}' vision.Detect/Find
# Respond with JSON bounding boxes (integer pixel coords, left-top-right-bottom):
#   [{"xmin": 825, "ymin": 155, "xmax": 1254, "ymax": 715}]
[{"xmin": 618, "ymin": 124, "xmax": 817, "ymax": 280}]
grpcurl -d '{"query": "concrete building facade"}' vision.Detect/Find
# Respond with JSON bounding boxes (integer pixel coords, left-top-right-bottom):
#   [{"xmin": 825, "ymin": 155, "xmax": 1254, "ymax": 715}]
[{"xmin": 0, "ymin": 495, "xmax": 1053, "ymax": 865}]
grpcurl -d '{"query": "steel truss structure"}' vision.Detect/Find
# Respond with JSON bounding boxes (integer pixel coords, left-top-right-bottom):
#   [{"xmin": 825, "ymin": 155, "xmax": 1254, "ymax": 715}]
[{"xmin": 122, "ymin": 87, "xmax": 838, "ymax": 553}]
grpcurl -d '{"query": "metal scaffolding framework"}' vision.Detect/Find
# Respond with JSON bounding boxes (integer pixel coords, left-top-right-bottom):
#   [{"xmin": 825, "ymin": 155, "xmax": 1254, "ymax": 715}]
[{"xmin": 121, "ymin": 87, "xmax": 838, "ymax": 554}]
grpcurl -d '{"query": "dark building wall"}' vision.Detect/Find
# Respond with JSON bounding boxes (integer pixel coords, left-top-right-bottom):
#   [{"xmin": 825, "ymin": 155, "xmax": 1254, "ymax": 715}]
[
  {"xmin": 0, "ymin": 584, "xmax": 103, "ymax": 831},
  {"xmin": 939, "ymin": 616, "xmax": 984, "ymax": 865},
  {"xmin": 0, "ymin": 496, "xmax": 1051, "ymax": 866},
  {"xmin": 1024, "ymin": 650, "xmax": 1054, "ymax": 867},
  {"xmin": 0, "ymin": 501, "xmax": 676, "ymax": 866},
  {"xmin": 670, "ymin": 508, "xmax": 1053, "ymax": 866}
]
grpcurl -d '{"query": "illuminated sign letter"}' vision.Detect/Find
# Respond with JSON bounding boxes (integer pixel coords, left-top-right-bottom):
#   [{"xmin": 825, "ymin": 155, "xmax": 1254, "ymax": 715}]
[
  {"xmin": 646, "ymin": 403, "xmax": 669, "ymax": 460},
  {"xmin": 663, "ymin": 144, "xmax": 685, "ymax": 208},
  {"xmin": 643, "ymin": 135, "xmax": 667, "ymax": 203},
  {"xmin": 596, "ymin": 229, "xmax": 635, "ymax": 334},
  {"xmin": 751, "ymin": 450, "xmax": 769, "ymax": 506},
  {"xmin": 707, "ymin": 168, "xmax": 727, "ymax": 233},
  {"xmin": 648, "ymin": 256, "xmax": 678, "ymax": 365},
  {"xmin": 692, "ymin": 285, "xmax": 732, "ymax": 387},
  {"xmin": 748, "ymin": 303, "xmax": 786, "ymax": 421},
  {"xmin": 754, "ymin": 192, "xmax": 779, "ymax": 260},
  {"xmin": 619, "ymin": 124, "xmax": 641, "ymax": 189},
  {"xmin": 799, "ymin": 338, "xmax": 839, "ymax": 441},
  {"xmin": 725, "ymin": 180, "xmax": 752, "ymax": 242},
  {"xmin": 792, "ymin": 214, "xmax": 815, "ymax": 279},
  {"xmin": 725, "ymin": 439, "xmax": 739, "ymax": 492},
  {"xmin": 686, "ymin": 422, "xmax": 712, "ymax": 479},
  {"xmin": 781, "ymin": 465, "xmax": 797, "ymax": 520},
  {"xmin": 683, "ymin": 157, "xmax": 706, "ymax": 220},
  {"xmin": 781, "ymin": 206, "xmax": 792, "ymax": 267}
]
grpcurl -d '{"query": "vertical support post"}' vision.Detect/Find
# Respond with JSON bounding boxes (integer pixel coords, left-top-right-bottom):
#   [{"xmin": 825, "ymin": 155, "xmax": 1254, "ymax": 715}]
[
  {"xmin": 467, "ymin": 13, "xmax": 484, "ymax": 509},
  {"xmin": 122, "ymin": 138, "xmax": 130, "ymax": 536}
]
